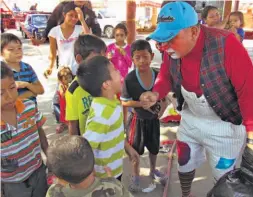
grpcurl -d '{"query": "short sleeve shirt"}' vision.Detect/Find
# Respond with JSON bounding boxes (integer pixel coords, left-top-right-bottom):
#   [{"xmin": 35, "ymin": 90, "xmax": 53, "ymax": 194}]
[
  {"xmin": 84, "ymin": 97, "xmax": 124, "ymax": 178},
  {"xmin": 1, "ymin": 99, "xmax": 46, "ymax": 183},
  {"xmin": 121, "ymin": 68, "xmax": 158, "ymax": 119},
  {"xmin": 65, "ymin": 78, "xmax": 92, "ymax": 135},
  {"xmin": 48, "ymin": 25, "xmax": 83, "ymax": 75},
  {"xmin": 237, "ymin": 28, "xmax": 245, "ymax": 42},
  {"xmin": 13, "ymin": 62, "xmax": 38, "ymax": 103}
]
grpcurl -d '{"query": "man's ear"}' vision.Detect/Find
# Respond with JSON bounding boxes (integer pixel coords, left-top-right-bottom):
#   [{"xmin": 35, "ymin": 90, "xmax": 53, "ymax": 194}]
[
  {"xmin": 191, "ymin": 26, "xmax": 199, "ymax": 41},
  {"xmin": 75, "ymin": 54, "xmax": 83, "ymax": 64}
]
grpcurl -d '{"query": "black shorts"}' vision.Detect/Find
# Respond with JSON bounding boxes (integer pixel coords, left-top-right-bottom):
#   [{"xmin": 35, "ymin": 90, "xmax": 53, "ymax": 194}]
[
  {"xmin": 126, "ymin": 113, "xmax": 160, "ymax": 155},
  {"xmin": 2, "ymin": 164, "xmax": 47, "ymax": 197}
]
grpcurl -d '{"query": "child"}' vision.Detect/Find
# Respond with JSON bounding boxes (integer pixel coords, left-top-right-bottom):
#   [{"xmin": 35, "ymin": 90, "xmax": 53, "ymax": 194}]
[
  {"xmin": 201, "ymin": 6, "xmax": 228, "ymax": 29},
  {"xmin": 54, "ymin": 67, "xmax": 73, "ymax": 133},
  {"xmin": 1, "ymin": 62, "xmax": 48, "ymax": 197},
  {"xmin": 76, "ymin": 56, "xmax": 139, "ymax": 181},
  {"xmin": 46, "ymin": 135, "xmax": 133, "ymax": 197},
  {"xmin": 106, "ymin": 23, "xmax": 132, "ymax": 123},
  {"xmin": 65, "ymin": 34, "xmax": 107, "ymax": 136},
  {"xmin": 45, "ymin": 2, "xmax": 90, "ymax": 76},
  {"xmin": 106, "ymin": 23, "xmax": 132, "ymax": 125},
  {"xmin": 120, "ymin": 40, "xmax": 167, "ymax": 192},
  {"xmin": 107, "ymin": 23, "xmax": 132, "ymax": 83},
  {"xmin": 228, "ymin": 11, "xmax": 245, "ymax": 42},
  {"xmin": 1, "ymin": 33, "xmax": 44, "ymax": 104}
]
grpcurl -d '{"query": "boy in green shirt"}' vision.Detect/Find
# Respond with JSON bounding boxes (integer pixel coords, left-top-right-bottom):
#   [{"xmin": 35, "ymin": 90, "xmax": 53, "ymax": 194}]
[
  {"xmin": 66, "ymin": 34, "xmax": 107, "ymax": 135},
  {"xmin": 77, "ymin": 56, "xmax": 139, "ymax": 182}
]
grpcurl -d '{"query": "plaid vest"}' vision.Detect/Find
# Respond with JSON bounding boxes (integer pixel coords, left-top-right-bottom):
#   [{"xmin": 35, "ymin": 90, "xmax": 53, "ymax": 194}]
[{"xmin": 170, "ymin": 25, "xmax": 242, "ymax": 125}]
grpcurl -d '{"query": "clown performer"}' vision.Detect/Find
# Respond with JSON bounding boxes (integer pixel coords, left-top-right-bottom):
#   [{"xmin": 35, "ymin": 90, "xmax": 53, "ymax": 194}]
[{"xmin": 140, "ymin": 2, "xmax": 253, "ymax": 197}]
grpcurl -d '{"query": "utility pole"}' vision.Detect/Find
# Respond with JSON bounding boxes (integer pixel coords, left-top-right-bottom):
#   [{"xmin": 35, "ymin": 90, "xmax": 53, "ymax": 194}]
[{"xmin": 126, "ymin": 0, "xmax": 136, "ymax": 44}]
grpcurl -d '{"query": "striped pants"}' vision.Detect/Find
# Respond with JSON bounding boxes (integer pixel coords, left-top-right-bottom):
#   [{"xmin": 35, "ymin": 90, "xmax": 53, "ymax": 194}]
[{"xmin": 177, "ymin": 86, "xmax": 246, "ymax": 180}]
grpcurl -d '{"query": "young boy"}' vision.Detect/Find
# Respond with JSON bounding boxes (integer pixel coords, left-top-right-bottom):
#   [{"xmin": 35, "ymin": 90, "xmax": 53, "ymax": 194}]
[
  {"xmin": 1, "ymin": 62, "xmax": 48, "ymax": 197},
  {"xmin": 77, "ymin": 56, "xmax": 139, "ymax": 181},
  {"xmin": 46, "ymin": 136, "xmax": 132, "ymax": 197},
  {"xmin": 66, "ymin": 34, "xmax": 107, "ymax": 136},
  {"xmin": 46, "ymin": 135, "xmax": 133, "ymax": 197},
  {"xmin": 1, "ymin": 33, "xmax": 44, "ymax": 104},
  {"xmin": 120, "ymin": 40, "xmax": 167, "ymax": 192}
]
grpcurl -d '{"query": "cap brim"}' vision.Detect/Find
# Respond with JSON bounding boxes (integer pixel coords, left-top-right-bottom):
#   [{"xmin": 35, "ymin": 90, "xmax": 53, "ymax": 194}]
[{"xmin": 147, "ymin": 28, "xmax": 180, "ymax": 43}]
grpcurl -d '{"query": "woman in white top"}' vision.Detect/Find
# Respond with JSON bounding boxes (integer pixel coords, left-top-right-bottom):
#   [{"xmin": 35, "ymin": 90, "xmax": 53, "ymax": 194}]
[{"xmin": 45, "ymin": 2, "xmax": 90, "ymax": 76}]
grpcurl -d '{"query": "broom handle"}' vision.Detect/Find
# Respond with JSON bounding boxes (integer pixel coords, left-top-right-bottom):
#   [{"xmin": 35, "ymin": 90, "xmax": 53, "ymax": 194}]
[{"xmin": 163, "ymin": 140, "xmax": 177, "ymax": 197}]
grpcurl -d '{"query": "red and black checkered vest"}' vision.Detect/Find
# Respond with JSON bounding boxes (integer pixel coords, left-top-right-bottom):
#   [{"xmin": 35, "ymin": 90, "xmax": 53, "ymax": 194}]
[{"xmin": 170, "ymin": 25, "xmax": 242, "ymax": 125}]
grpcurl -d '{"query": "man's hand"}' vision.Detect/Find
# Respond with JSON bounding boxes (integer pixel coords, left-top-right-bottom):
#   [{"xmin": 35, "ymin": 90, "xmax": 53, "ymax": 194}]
[
  {"xmin": 75, "ymin": 7, "xmax": 85, "ymax": 22},
  {"xmin": 140, "ymin": 91, "xmax": 159, "ymax": 109},
  {"xmin": 16, "ymin": 81, "xmax": 29, "ymax": 89},
  {"xmin": 158, "ymin": 98, "xmax": 169, "ymax": 118}
]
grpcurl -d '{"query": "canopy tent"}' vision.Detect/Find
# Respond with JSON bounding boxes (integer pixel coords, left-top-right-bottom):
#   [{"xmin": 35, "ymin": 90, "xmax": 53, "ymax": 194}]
[{"xmin": 137, "ymin": 0, "xmax": 162, "ymax": 8}]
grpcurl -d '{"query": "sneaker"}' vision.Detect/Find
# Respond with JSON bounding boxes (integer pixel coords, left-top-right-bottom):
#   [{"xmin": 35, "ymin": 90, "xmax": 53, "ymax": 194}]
[
  {"xmin": 128, "ymin": 176, "xmax": 142, "ymax": 192},
  {"xmin": 150, "ymin": 169, "xmax": 168, "ymax": 185}
]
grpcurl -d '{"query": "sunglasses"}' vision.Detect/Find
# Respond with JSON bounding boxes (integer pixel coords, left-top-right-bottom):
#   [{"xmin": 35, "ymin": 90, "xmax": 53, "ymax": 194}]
[{"xmin": 155, "ymin": 42, "xmax": 170, "ymax": 52}]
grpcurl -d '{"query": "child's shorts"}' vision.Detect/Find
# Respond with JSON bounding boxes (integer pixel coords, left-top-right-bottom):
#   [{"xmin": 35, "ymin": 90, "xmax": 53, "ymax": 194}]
[
  {"xmin": 1, "ymin": 164, "xmax": 47, "ymax": 197},
  {"xmin": 126, "ymin": 113, "xmax": 160, "ymax": 155}
]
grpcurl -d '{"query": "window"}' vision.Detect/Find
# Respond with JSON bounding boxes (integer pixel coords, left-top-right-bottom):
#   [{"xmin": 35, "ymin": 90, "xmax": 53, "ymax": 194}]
[{"xmin": 32, "ymin": 15, "xmax": 49, "ymax": 24}]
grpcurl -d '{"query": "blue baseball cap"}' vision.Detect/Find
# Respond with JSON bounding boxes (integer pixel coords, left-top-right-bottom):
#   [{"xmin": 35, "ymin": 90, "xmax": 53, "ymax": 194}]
[{"xmin": 148, "ymin": 1, "xmax": 198, "ymax": 43}]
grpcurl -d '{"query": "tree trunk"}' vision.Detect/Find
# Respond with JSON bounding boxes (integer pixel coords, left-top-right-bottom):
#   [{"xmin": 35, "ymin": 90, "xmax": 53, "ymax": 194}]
[
  {"xmin": 223, "ymin": 0, "xmax": 232, "ymax": 19},
  {"xmin": 126, "ymin": 0, "xmax": 136, "ymax": 45},
  {"xmin": 151, "ymin": 7, "xmax": 157, "ymax": 28}
]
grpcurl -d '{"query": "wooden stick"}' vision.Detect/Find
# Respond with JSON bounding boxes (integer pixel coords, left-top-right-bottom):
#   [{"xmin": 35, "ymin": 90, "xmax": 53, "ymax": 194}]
[{"xmin": 163, "ymin": 140, "xmax": 177, "ymax": 197}]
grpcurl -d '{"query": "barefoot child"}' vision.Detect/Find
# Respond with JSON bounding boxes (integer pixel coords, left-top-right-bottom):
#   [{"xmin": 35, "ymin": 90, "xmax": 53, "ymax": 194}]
[
  {"xmin": 54, "ymin": 67, "xmax": 73, "ymax": 133},
  {"xmin": 1, "ymin": 62, "xmax": 48, "ymax": 197},
  {"xmin": 77, "ymin": 56, "xmax": 139, "ymax": 181},
  {"xmin": 46, "ymin": 135, "xmax": 133, "ymax": 197},
  {"xmin": 120, "ymin": 40, "xmax": 167, "ymax": 192}
]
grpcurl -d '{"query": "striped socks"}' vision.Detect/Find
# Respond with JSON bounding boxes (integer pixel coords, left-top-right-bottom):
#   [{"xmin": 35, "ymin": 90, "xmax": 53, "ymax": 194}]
[{"xmin": 178, "ymin": 170, "xmax": 196, "ymax": 197}]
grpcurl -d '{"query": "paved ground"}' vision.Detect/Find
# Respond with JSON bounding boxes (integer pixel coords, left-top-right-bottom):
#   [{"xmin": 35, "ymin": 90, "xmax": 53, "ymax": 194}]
[{"xmin": 4, "ymin": 29, "xmax": 253, "ymax": 197}]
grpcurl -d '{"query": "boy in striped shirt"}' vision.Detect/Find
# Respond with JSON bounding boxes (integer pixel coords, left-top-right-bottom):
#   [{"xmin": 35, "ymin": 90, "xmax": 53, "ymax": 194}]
[
  {"xmin": 77, "ymin": 56, "xmax": 139, "ymax": 182},
  {"xmin": 1, "ymin": 33, "xmax": 44, "ymax": 104},
  {"xmin": 1, "ymin": 62, "xmax": 48, "ymax": 197}
]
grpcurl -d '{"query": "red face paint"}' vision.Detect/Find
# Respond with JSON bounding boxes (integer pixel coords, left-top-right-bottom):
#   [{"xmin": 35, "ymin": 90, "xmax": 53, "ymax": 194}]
[{"xmin": 155, "ymin": 42, "xmax": 170, "ymax": 52}]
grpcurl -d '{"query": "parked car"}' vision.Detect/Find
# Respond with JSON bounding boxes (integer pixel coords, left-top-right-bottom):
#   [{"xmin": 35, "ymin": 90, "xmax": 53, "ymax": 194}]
[
  {"xmin": 96, "ymin": 9, "xmax": 126, "ymax": 38},
  {"xmin": 21, "ymin": 13, "xmax": 50, "ymax": 39},
  {"xmin": 1, "ymin": 8, "xmax": 16, "ymax": 32}
]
